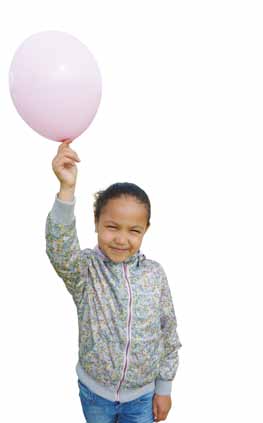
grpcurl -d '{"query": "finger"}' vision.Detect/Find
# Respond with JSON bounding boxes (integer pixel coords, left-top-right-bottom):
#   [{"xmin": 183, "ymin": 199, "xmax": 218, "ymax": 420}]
[
  {"xmin": 58, "ymin": 139, "xmax": 72, "ymax": 151},
  {"xmin": 61, "ymin": 138, "xmax": 72, "ymax": 144},
  {"xmin": 59, "ymin": 158, "xmax": 77, "ymax": 167},
  {"xmin": 153, "ymin": 406, "xmax": 158, "ymax": 422},
  {"xmin": 58, "ymin": 142, "xmax": 79, "ymax": 156},
  {"xmin": 56, "ymin": 148, "xmax": 80, "ymax": 163},
  {"xmin": 63, "ymin": 151, "xmax": 81, "ymax": 162}
]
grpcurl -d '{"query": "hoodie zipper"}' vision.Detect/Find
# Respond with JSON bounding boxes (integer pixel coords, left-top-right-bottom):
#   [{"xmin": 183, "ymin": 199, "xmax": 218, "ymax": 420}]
[{"xmin": 115, "ymin": 262, "xmax": 133, "ymax": 402}]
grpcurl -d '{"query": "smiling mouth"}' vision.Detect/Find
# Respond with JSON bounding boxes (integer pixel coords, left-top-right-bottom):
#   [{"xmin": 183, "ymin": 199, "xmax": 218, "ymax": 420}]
[{"xmin": 111, "ymin": 247, "xmax": 129, "ymax": 252}]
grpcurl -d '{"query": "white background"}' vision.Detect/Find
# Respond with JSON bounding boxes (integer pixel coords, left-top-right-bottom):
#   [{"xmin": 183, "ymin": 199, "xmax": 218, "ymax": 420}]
[{"xmin": 1, "ymin": 1, "xmax": 262, "ymax": 422}]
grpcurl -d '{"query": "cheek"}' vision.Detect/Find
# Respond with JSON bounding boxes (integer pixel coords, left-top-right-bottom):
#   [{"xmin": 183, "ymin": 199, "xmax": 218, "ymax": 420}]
[
  {"xmin": 98, "ymin": 230, "xmax": 114, "ymax": 244},
  {"xmin": 131, "ymin": 235, "xmax": 143, "ymax": 248}
]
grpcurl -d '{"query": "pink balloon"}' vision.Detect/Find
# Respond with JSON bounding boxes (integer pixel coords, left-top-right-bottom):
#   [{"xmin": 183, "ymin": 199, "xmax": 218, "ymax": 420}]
[{"xmin": 9, "ymin": 31, "xmax": 102, "ymax": 141}]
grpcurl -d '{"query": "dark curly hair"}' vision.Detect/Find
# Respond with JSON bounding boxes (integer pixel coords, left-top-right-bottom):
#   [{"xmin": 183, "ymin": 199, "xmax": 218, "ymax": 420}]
[{"xmin": 93, "ymin": 182, "xmax": 151, "ymax": 228}]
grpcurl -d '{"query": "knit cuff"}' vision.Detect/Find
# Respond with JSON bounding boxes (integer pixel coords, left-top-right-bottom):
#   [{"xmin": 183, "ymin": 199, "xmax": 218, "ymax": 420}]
[
  {"xmin": 154, "ymin": 379, "xmax": 172, "ymax": 396},
  {"xmin": 49, "ymin": 193, "xmax": 76, "ymax": 224}
]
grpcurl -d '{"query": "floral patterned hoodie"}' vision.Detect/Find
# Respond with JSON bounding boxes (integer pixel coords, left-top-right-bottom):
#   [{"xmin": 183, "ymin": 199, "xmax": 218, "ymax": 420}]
[{"xmin": 45, "ymin": 193, "xmax": 182, "ymax": 403}]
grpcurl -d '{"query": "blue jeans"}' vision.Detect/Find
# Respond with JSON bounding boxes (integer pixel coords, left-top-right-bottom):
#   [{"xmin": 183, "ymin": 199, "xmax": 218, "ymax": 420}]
[{"xmin": 78, "ymin": 379, "xmax": 155, "ymax": 423}]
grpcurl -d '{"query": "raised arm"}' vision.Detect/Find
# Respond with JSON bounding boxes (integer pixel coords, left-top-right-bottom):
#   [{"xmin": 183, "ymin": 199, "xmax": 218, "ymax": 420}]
[{"xmin": 45, "ymin": 140, "xmax": 88, "ymax": 307}]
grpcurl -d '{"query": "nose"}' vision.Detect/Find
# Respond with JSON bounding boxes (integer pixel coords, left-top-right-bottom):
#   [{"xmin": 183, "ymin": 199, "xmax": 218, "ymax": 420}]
[{"xmin": 114, "ymin": 233, "xmax": 127, "ymax": 246}]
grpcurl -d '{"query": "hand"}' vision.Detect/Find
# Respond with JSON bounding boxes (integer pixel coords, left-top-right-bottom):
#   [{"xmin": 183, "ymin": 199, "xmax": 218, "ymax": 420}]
[
  {"xmin": 152, "ymin": 394, "xmax": 172, "ymax": 422},
  {"xmin": 52, "ymin": 139, "xmax": 81, "ymax": 188}
]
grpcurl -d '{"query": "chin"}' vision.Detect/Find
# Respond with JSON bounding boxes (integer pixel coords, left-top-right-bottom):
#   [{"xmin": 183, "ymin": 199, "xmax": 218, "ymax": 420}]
[
  {"xmin": 107, "ymin": 250, "xmax": 131, "ymax": 263},
  {"xmin": 110, "ymin": 253, "xmax": 129, "ymax": 261}
]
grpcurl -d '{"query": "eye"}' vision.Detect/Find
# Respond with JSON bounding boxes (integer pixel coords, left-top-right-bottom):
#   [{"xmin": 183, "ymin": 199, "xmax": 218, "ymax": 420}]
[
  {"xmin": 131, "ymin": 229, "xmax": 141, "ymax": 233},
  {"xmin": 106, "ymin": 225, "xmax": 117, "ymax": 229}
]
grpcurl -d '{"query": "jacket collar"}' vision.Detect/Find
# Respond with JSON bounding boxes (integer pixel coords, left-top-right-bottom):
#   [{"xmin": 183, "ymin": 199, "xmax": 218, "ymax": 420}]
[{"xmin": 93, "ymin": 245, "xmax": 146, "ymax": 267}]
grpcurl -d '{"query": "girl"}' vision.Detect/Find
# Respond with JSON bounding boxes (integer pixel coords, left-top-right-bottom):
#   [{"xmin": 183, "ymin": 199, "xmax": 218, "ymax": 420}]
[{"xmin": 46, "ymin": 140, "xmax": 182, "ymax": 422}]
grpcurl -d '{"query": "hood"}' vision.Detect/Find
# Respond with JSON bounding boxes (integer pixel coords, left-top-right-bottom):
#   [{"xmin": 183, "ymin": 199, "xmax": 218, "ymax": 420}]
[{"xmin": 93, "ymin": 245, "xmax": 146, "ymax": 267}]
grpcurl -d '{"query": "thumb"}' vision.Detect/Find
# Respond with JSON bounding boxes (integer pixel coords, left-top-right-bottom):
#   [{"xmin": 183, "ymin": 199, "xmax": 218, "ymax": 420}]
[{"xmin": 61, "ymin": 138, "xmax": 72, "ymax": 144}]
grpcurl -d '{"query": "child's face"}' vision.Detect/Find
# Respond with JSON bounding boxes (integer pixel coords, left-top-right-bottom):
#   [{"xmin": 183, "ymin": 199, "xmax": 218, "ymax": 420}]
[{"xmin": 95, "ymin": 195, "xmax": 149, "ymax": 263}]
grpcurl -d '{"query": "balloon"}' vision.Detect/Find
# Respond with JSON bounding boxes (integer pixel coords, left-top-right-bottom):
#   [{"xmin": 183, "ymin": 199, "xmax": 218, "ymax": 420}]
[{"xmin": 9, "ymin": 31, "xmax": 102, "ymax": 141}]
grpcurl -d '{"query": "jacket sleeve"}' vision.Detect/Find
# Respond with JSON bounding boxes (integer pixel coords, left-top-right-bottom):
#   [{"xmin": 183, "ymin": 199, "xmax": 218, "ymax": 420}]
[
  {"xmin": 155, "ymin": 266, "xmax": 182, "ymax": 396},
  {"xmin": 45, "ymin": 193, "xmax": 89, "ymax": 308}
]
